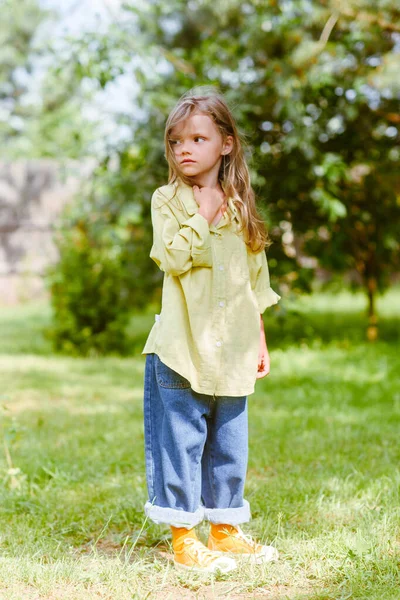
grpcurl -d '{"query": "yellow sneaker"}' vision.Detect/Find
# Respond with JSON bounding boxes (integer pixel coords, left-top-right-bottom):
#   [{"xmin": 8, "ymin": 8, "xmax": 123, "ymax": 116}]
[
  {"xmin": 207, "ymin": 524, "xmax": 279, "ymax": 565},
  {"xmin": 174, "ymin": 537, "xmax": 237, "ymax": 574}
]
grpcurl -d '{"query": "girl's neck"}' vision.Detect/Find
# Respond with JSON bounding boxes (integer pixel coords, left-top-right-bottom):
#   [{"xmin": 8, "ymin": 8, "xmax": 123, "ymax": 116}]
[
  {"xmin": 192, "ymin": 181, "xmax": 225, "ymax": 198},
  {"xmin": 191, "ymin": 172, "xmax": 222, "ymax": 192}
]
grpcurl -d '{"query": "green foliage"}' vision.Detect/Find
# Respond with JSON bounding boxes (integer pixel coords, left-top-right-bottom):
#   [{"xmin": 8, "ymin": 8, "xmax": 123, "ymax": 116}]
[
  {"xmin": 90, "ymin": 150, "xmax": 162, "ymax": 311},
  {"xmin": 46, "ymin": 206, "xmax": 132, "ymax": 356},
  {"xmin": 56, "ymin": 0, "xmax": 399, "ymax": 309},
  {"xmin": 0, "ymin": 0, "xmax": 100, "ymax": 159},
  {"xmin": 1, "ymin": 294, "xmax": 400, "ymax": 597},
  {"xmin": 0, "ymin": 0, "xmax": 47, "ymax": 153},
  {"xmin": 46, "ymin": 151, "xmax": 162, "ymax": 355},
  {"xmin": 14, "ymin": 0, "xmax": 397, "ymax": 349}
]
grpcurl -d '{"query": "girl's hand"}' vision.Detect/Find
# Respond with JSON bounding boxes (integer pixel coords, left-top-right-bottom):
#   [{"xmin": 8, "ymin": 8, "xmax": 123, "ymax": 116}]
[
  {"xmin": 193, "ymin": 185, "xmax": 225, "ymax": 225},
  {"xmin": 257, "ymin": 317, "xmax": 270, "ymax": 379},
  {"xmin": 256, "ymin": 344, "xmax": 270, "ymax": 379}
]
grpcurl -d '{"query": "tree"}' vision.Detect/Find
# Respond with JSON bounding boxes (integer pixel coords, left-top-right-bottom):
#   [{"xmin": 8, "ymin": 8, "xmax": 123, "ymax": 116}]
[
  {"xmin": 0, "ymin": 0, "xmax": 47, "ymax": 150},
  {"xmin": 127, "ymin": 0, "xmax": 400, "ymax": 336},
  {"xmin": 0, "ymin": 0, "xmax": 99, "ymax": 159},
  {"xmin": 46, "ymin": 0, "xmax": 400, "ymax": 350}
]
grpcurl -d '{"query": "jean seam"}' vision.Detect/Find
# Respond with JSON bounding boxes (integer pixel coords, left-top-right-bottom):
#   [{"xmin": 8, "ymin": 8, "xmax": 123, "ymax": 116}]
[
  {"xmin": 206, "ymin": 408, "xmax": 217, "ymax": 508},
  {"xmin": 158, "ymin": 382, "xmax": 191, "ymax": 389},
  {"xmin": 190, "ymin": 455, "xmax": 201, "ymax": 514},
  {"xmin": 209, "ymin": 445, "xmax": 217, "ymax": 507},
  {"xmin": 190, "ymin": 414, "xmax": 207, "ymax": 514},
  {"xmin": 155, "ymin": 355, "xmax": 191, "ymax": 389},
  {"xmin": 144, "ymin": 354, "xmax": 156, "ymax": 503}
]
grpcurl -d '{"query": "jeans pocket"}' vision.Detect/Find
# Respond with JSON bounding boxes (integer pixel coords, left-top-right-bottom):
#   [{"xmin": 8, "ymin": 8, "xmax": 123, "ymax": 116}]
[{"xmin": 155, "ymin": 355, "xmax": 191, "ymax": 389}]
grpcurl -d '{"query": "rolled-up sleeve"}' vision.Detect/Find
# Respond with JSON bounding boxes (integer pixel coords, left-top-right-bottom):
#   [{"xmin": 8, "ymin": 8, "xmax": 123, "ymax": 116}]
[
  {"xmin": 252, "ymin": 249, "xmax": 281, "ymax": 313},
  {"xmin": 149, "ymin": 189, "xmax": 212, "ymax": 276}
]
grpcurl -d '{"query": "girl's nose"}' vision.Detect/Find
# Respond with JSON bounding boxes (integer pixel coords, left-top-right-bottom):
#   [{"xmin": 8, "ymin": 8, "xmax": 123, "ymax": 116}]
[{"xmin": 180, "ymin": 141, "xmax": 191, "ymax": 154}]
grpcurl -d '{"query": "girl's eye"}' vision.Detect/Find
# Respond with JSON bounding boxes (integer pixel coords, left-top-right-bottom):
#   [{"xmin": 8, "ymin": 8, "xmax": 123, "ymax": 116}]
[
  {"xmin": 194, "ymin": 137, "xmax": 205, "ymax": 142},
  {"xmin": 169, "ymin": 140, "xmax": 180, "ymax": 145}
]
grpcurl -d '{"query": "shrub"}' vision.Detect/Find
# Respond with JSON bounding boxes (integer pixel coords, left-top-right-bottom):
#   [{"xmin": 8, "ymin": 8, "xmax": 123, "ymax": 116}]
[{"xmin": 46, "ymin": 216, "xmax": 132, "ymax": 356}]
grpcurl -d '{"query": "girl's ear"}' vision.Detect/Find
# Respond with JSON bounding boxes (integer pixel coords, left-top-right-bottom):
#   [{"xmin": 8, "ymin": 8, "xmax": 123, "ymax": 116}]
[{"xmin": 222, "ymin": 135, "xmax": 234, "ymax": 156}]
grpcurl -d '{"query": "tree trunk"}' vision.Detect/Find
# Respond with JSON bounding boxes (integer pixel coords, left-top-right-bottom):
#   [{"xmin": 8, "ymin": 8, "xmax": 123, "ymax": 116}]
[{"xmin": 366, "ymin": 277, "xmax": 378, "ymax": 341}]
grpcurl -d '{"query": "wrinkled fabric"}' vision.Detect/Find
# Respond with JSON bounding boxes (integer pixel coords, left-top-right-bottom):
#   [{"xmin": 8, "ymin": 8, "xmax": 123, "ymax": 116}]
[
  {"xmin": 144, "ymin": 353, "xmax": 251, "ymax": 528},
  {"xmin": 142, "ymin": 179, "xmax": 280, "ymax": 396}
]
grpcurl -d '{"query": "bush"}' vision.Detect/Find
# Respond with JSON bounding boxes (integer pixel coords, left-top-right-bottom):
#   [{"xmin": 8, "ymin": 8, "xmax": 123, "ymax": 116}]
[
  {"xmin": 45, "ymin": 150, "xmax": 163, "ymax": 356},
  {"xmin": 46, "ymin": 218, "xmax": 132, "ymax": 356}
]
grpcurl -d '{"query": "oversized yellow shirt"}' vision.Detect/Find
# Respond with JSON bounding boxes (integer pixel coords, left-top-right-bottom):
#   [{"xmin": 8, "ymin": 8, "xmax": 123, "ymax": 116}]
[{"xmin": 142, "ymin": 180, "xmax": 280, "ymax": 397}]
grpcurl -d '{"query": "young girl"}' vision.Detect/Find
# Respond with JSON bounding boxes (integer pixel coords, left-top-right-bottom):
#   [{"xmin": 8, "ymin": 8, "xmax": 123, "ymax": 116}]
[{"xmin": 142, "ymin": 89, "xmax": 280, "ymax": 574}]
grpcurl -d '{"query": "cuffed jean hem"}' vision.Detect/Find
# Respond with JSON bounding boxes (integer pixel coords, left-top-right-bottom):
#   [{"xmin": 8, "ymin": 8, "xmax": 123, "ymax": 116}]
[
  {"xmin": 144, "ymin": 501, "xmax": 205, "ymax": 529},
  {"xmin": 204, "ymin": 499, "xmax": 251, "ymax": 525}
]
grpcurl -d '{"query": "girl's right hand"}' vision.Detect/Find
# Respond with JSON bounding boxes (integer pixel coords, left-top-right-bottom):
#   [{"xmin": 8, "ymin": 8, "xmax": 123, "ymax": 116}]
[{"xmin": 193, "ymin": 185, "xmax": 225, "ymax": 225}]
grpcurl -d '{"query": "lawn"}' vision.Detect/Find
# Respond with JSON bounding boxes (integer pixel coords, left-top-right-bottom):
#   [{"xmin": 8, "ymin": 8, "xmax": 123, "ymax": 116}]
[{"xmin": 0, "ymin": 289, "xmax": 399, "ymax": 599}]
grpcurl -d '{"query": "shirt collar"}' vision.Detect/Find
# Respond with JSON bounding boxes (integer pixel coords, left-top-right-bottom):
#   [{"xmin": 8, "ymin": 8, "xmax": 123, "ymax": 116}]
[
  {"xmin": 173, "ymin": 179, "xmax": 198, "ymax": 216},
  {"xmin": 173, "ymin": 179, "xmax": 240, "ymax": 222}
]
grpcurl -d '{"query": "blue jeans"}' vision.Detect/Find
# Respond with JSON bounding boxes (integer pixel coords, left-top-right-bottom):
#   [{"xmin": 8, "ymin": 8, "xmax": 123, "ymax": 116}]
[{"xmin": 143, "ymin": 353, "xmax": 251, "ymax": 528}]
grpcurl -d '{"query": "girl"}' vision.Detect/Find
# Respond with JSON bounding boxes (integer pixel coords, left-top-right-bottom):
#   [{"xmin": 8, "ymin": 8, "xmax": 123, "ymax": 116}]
[{"xmin": 142, "ymin": 88, "xmax": 280, "ymax": 574}]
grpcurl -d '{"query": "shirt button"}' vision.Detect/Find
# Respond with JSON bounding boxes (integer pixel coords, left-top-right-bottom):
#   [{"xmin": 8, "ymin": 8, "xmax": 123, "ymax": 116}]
[
  {"xmin": 219, "ymin": 301, "xmax": 225, "ymax": 307},
  {"xmin": 219, "ymin": 264, "xmax": 224, "ymax": 271},
  {"xmin": 216, "ymin": 341, "xmax": 222, "ymax": 347}
]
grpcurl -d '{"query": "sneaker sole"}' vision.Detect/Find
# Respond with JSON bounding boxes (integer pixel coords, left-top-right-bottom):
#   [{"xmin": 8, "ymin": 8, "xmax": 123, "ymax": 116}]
[
  {"xmin": 173, "ymin": 559, "xmax": 237, "ymax": 574},
  {"xmin": 237, "ymin": 549, "xmax": 279, "ymax": 565},
  {"xmin": 208, "ymin": 547, "xmax": 279, "ymax": 565}
]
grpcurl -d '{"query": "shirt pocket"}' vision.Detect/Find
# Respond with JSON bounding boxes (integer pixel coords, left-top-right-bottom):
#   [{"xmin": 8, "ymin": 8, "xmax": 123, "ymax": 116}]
[
  {"xmin": 155, "ymin": 355, "xmax": 191, "ymax": 389},
  {"xmin": 230, "ymin": 245, "xmax": 250, "ymax": 282}
]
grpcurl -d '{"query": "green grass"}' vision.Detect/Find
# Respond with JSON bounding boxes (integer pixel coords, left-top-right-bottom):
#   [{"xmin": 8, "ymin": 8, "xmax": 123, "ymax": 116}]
[{"xmin": 0, "ymin": 289, "xmax": 399, "ymax": 599}]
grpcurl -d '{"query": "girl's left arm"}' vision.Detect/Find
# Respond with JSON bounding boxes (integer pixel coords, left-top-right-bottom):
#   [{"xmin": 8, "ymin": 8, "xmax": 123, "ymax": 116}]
[{"xmin": 256, "ymin": 314, "xmax": 270, "ymax": 379}]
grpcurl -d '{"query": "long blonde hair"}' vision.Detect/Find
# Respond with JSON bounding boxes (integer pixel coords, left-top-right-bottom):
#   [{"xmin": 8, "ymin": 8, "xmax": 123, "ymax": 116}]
[{"xmin": 164, "ymin": 88, "xmax": 270, "ymax": 253}]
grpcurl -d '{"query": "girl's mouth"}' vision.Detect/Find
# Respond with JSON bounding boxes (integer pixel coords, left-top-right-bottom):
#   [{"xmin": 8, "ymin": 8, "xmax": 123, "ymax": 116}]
[{"xmin": 181, "ymin": 159, "xmax": 195, "ymax": 164}]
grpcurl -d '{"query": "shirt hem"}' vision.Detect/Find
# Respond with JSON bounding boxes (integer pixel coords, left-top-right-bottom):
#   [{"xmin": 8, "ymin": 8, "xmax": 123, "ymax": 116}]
[{"xmin": 142, "ymin": 348, "xmax": 255, "ymax": 398}]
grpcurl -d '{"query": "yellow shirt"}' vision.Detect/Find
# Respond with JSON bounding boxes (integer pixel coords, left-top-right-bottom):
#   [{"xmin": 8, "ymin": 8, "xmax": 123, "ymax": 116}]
[{"xmin": 142, "ymin": 179, "xmax": 280, "ymax": 397}]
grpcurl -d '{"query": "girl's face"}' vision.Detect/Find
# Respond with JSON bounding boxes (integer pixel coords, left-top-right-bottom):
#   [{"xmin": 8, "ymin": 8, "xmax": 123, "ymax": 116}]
[{"xmin": 169, "ymin": 113, "xmax": 233, "ymax": 181}]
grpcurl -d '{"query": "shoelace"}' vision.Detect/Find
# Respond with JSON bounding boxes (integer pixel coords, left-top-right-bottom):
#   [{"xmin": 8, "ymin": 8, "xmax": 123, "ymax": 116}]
[
  {"xmin": 230, "ymin": 526, "xmax": 261, "ymax": 551},
  {"xmin": 183, "ymin": 538, "xmax": 223, "ymax": 565}
]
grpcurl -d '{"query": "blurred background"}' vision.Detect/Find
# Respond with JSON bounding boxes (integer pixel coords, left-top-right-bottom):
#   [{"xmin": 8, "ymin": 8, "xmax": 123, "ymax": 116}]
[
  {"xmin": 1, "ymin": 4, "xmax": 400, "ymax": 596},
  {"xmin": 1, "ymin": 0, "xmax": 399, "ymax": 353}
]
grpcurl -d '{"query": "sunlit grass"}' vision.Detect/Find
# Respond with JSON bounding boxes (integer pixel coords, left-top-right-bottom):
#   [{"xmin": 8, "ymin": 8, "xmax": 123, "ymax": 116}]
[{"xmin": 0, "ymin": 288, "xmax": 399, "ymax": 598}]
